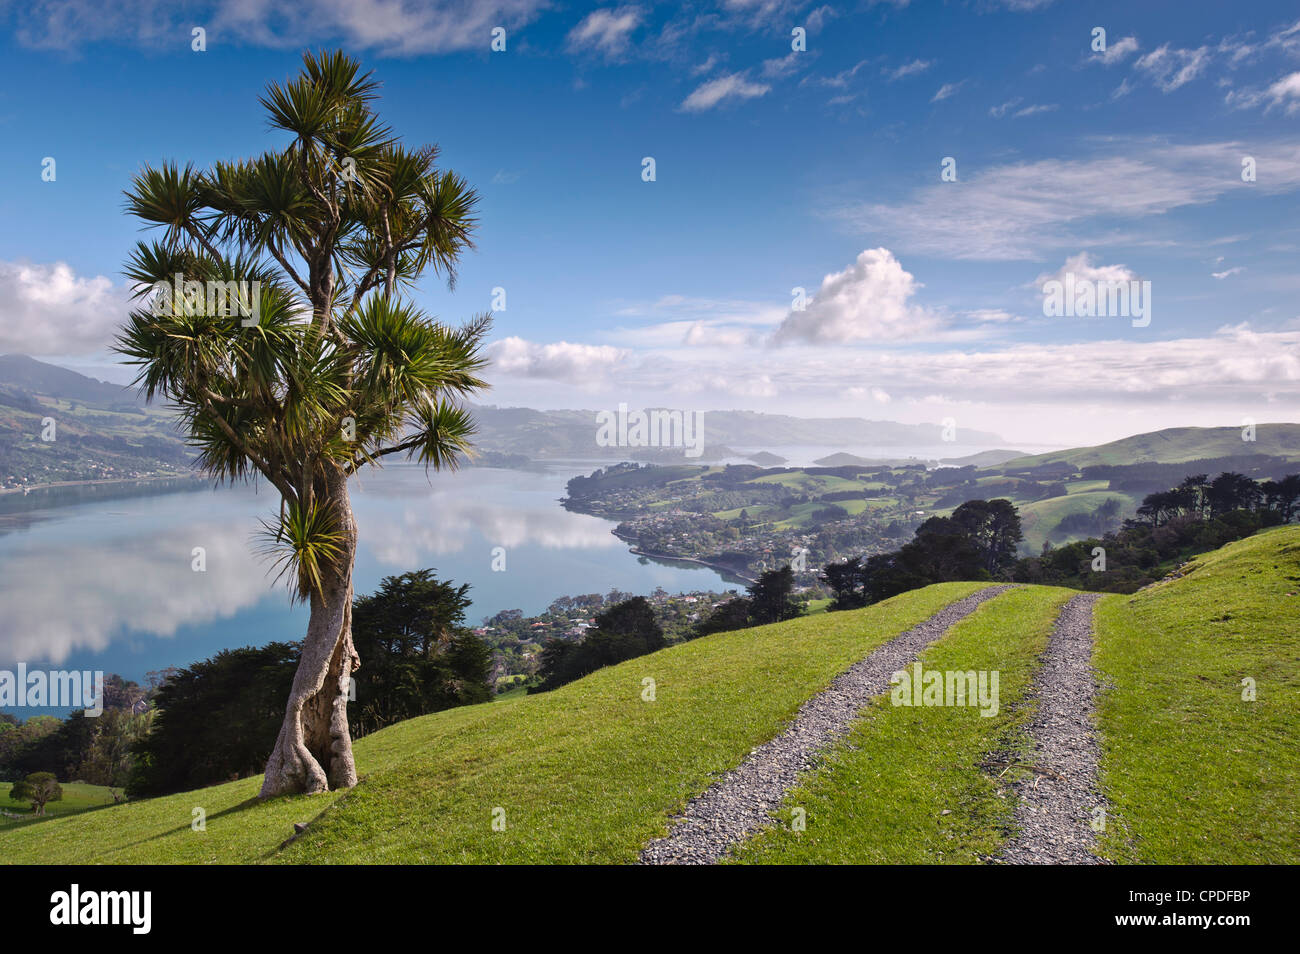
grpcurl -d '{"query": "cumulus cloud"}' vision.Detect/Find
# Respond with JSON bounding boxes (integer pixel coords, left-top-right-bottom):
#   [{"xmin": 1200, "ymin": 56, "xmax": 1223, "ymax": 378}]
[
  {"xmin": 1212, "ymin": 266, "xmax": 1245, "ymax": 279},
  {"xmin": 679, "ymin": 72, "xmax": 770, "ymax": 111},
  {"xmin": 0, "ymin": 260, "xmax": 130, "ymax": 355},
  {"xmin": 488, "ymin": 337, "xmax": 626, "ymax": 383},
  {"xmin": 567, "ymin": 6, "xmax": 643, "ymax": 59},
  {"xmin": 773, "ymin": 248, "xmax": 941, "ymax": 345},
  {"xmin": 1034, "ymin": 252, "xmax": 1139, "ymax": 288}
]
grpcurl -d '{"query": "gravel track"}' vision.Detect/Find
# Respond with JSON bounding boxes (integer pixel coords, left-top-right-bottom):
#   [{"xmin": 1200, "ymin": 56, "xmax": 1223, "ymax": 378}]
[
  {"xmin": 998, "ymin": 591, "xmax": 1108, "ymax": 865},
  {"xmin": 640, "ymin": 585, "xmax": 1013, "ymax": 865}
]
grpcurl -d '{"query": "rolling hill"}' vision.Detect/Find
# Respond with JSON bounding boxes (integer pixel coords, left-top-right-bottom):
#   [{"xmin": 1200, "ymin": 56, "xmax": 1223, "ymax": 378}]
[
  {"xmin": 999, "ymin": 424, "xmax": 1300, "ymax": 469},
  {"xmin": 1, "ymin": 526, "xmax": 1295, "ymax": 864}
]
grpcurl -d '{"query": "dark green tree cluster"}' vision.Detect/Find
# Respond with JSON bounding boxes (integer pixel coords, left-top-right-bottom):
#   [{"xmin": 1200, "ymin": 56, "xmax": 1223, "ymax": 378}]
[
  {"xmin": 692, "ymin": 565, "xmax": 805, "ymax": 637},
  {"xmin": 350, "ymin": 570, "xmax": 492, "ymax": 737},
  {"xmin": 1018, "ymin": 472, "xmax": 1297, "ymax": 592},
  {"xmin": 821, "ymin": 499, "xmax": 1023, "ymax": 608},
  {"xmin": 531, "ymin": 597, "xmax": 666, "ymax": 693}
]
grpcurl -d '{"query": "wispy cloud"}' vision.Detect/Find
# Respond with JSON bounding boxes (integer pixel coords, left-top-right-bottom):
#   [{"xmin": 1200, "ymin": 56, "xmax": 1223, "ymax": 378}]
[
  {"xmin": 931, "ymin": 80, "xmax": 966, "ymax": 103},
  {"xmin": 885, "ymin": 58, "xmax": 932, "ymax": 81},
  {"xmin": 679, "ymin": 72, "xmax": 770, "ymax": 112},
  {"xmin": 838, "ymin": 140, "xmax": 1300, "ymax": 260},
  {"xmin": 1093, "ymin": 35, "xmax": 1139, "ymax": 66},
  {"xmin": 567, "ymin": 6, "xmax": 644, "ymax": 60},
  {"xmin": 1135, "ymin": 44, "xmax": 1211, "ymax": 92}
]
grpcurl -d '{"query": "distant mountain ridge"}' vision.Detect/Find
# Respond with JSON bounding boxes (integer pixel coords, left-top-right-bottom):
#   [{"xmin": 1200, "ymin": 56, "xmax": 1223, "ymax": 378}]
[
  {"xmin": 466, "ymin": 405, "xmax": 1006, "ymax": 460},
  {"xmin": 0, "ymin": 354, "xmax": 140, "ymax": 409}
]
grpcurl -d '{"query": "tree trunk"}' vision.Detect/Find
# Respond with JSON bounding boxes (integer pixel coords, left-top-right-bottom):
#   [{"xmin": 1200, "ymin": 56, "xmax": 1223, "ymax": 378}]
[{"xmin": 260, "ymin": 470, "xmax": 360, "ymax": 797}]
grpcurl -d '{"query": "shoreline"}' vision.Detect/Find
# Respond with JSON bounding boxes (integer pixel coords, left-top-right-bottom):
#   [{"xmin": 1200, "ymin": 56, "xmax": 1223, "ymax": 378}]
[
  {"xmin": 0, "ymin": 473, "xmax": 200, "ymax": 497},
  {"xmin": 623, "ymin": 541, "xmax": 757, "ymax": 586}
]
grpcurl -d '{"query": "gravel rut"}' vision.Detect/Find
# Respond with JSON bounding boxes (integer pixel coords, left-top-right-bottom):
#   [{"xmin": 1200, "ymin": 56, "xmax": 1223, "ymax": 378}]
[
  {"xmin": 640, "ymin": 586, "xmax": 1013, "ymax": 865},
  {"xmin": 998, "ymin": 591, "xmax": 1108, "ymax": 865}
]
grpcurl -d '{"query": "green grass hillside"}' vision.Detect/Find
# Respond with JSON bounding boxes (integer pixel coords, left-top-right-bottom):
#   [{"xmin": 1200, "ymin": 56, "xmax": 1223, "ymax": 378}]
[
  {"xmin": 1, "ymin": 526, "xmax": 1296, "ymax": 865},
  {"xmin": 1001, "ymin": 424, "xmax": 1300, "ymax": 469},
  {"xmin": 1093, "ymin": 525, "xmax": 1300, "ymax": 863},
  {"xmin": 0, "ymin": 583, "xmax": 990, "ymax": 864}
]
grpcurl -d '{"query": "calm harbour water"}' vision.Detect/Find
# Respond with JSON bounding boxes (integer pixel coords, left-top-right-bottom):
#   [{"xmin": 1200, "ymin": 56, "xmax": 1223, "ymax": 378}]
[{"xmin": 0, "ymin": 462, "xmax": 734, "ymax": 715}]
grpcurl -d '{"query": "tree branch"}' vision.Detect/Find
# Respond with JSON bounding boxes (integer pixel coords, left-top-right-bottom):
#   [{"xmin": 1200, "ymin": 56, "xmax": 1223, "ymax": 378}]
[
  {"xmin": 197, "ymin": 391, "xmax": 298, "ymax": 504},
  {"xmin": 346, "ymin": 432, "xmax": 426, "ymax": 474}
]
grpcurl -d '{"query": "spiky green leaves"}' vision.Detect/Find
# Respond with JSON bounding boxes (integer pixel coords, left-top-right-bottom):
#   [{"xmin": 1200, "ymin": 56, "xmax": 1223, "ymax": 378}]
[{"xmin": 257, "ymin": 501, "xmax": 346, "ymax": 603}]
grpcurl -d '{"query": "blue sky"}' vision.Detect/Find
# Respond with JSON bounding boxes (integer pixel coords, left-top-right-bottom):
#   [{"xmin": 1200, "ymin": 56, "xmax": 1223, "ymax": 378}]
[{"xmin": 1, "ymin": 0, "xmax": 1299, "ymax": 444}]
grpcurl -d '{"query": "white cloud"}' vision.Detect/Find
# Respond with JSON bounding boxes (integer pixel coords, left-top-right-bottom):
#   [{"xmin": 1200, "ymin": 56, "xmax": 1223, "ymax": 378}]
[
  {"xmin": 811, "ymin": 60, "xmax": 869, "ymax": 89},
  {"xmin": 966, "ymin": 309, "xmax": 1020, "ymax": 324},
  {"xmin": 1266, "ymin": 72, "xmax": 1300, "ymax": 112},
  {"xmin": 222, "ymin": 0, "xmax": 549, "ymax": 57},
  {"xmin": 692, "ymin": 54, "xmax": 721, "ymax": 76},
  {"xmin": 1135, "ymin": 44, "xmax": 1211, "ymax": 92},
  {"xmin": 1096, "ymin": 36, "xmax": 1138, "ymax": 66},
  {"xmin": 679, "ymin": 72, "xmax": 770, "ymax": 111},
  {"xmin": 762, "ymin": 52, "xmax": 804, "ymax": 79},
  {"xmin": 1013, "ymin": 103, "xmax": 1058, "ymax": 118},
  {"xmin": 0, "ymin": 260, "xmax": 129, "ymax": 356},
  {"xmin": 885, "ymin": 59, "xmax": 932, "ymax": 81},
  {"xmin": 488, "ymin": 337, "xmax": 626, "ymax": 383},
  {"xmin": 840, "ymin": 140, "xmax": 1300, "ymax": 260},
  {"xmin": 773, "ymin": 248, "xmax": 941, "ymax": 345},
  {"xmin": 846, "ymin": 385, "xmax": 892, "ymax": 403},
  {"xmin": 931, "ymin": 81, "xmax": 966, "ymax": 102},
  {"xmin": 6, "ymin": 1, "xmax": 550, "ymax": 54},
  {"xmin": 1212, "ymin": 267, "xmax": 1245, "ymax": 279},
  {"xmin": 1034, "ymin": 252, "xmax": 1140, "ymax": 288},
  {"xmin": 1234, "ymin": 71, "xmax": 1300, "ymax": 115},
  {"xmin": 805, "ymin": 5, "xmax": 835, "ymax": 33},
  {"xmin": 567, "ymin": 6, "xmax": 643, "ymax": 59},
  {"xmin": 990, "ymin": 97, "xmax": 1022, "ymax": 118}
]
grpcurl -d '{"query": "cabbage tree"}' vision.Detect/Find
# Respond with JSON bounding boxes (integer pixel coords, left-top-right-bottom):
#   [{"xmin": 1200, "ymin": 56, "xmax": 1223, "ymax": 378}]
[{"xmin": 116, "ymin": 50, "xmax": 489, "ymax": 796}]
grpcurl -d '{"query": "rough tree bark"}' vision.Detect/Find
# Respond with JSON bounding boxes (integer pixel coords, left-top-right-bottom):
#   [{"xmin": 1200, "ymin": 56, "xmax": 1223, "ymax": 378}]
[{"xmin": 259, "ymin": 467, "xmax": 361, "ymax": 797}]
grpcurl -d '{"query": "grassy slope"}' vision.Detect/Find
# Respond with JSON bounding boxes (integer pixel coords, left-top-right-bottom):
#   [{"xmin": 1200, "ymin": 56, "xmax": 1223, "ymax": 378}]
[
  {"xmin": 5, "ymin": 528, "xmax": 1295, "ymax": 866},
  {"xmin": 731, "ymin": 585, "xmax": 1074, "ymax": 864},
  {"xmin": 0, "ymin": 582, "xmax": 986, "ymax": 865},
  {"xmin": 1001, "ymin": 424, "xmax": 1300, "ymax": 469},
  {"xmin": 1093, "ymin": 525, "xmax": 1300, "ymax": 863},
  {"xmin": 0, "ymin": 781, "xmax": 118, "ymax": 830}
]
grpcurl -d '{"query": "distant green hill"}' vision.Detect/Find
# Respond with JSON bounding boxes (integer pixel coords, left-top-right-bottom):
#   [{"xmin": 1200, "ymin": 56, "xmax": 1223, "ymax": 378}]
[
  {"xmin": 0, "ymin": 355, "xmax": 191, "ymax": 488},
  {"xmin": 1000, "ymin": 424, "xmax": 1300, "ymax": 469}
]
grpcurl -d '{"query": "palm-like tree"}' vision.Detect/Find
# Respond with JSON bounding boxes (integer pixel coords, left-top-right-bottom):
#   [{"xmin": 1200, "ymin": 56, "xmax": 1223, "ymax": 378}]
[{"xmin": 115, "ymin": 50, "xmax": 490, "ymax": 796}]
